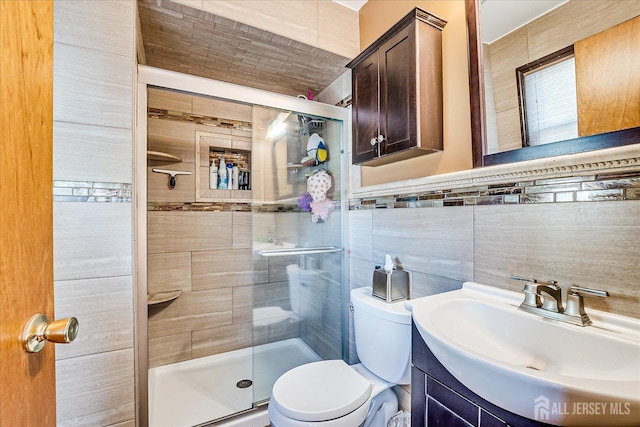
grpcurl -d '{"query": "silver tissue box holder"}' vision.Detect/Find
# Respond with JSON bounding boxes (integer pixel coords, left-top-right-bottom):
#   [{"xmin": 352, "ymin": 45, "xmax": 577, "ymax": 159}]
[{"xmin": 372, "ymin": 266, "xmax": 409, "ymax": 302}]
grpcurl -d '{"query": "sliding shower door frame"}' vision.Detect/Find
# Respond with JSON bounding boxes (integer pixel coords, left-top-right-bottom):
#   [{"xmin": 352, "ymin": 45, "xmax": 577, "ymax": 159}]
[{"xmin": 134, "ymin": 65, "xmax": 350, "ymax": 426}]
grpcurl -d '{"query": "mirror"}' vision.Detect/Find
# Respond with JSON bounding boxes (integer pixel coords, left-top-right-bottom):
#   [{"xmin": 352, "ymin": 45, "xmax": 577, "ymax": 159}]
[{"xmin": 466, "ymin": 0, "xmax": 640, "ymax": 167}]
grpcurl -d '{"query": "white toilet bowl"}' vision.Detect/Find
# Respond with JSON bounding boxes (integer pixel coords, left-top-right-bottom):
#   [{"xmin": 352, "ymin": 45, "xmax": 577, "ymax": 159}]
[
  {"xmin": 268, "ymin": 287, "xmax": 411, "ymax": 427},
  {"xmin": 268, "ymin": 361, "xmax": 398, "ymax": 427}
]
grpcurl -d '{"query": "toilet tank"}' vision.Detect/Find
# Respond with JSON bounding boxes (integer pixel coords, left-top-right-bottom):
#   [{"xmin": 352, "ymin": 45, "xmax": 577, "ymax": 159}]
[{"xmin": 351, "ymin": 286, "xmax": 411, "ymax": 384}]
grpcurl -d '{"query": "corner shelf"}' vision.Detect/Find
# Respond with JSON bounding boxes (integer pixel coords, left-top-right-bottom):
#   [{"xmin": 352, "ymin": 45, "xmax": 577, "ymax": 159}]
[
  {"xmin": 147, "ymin": 289, "xmax": 183, "ymax": 306},
  {"xmin": 147, "ymin": 150, "xmax": 183, "ymax": 166}
]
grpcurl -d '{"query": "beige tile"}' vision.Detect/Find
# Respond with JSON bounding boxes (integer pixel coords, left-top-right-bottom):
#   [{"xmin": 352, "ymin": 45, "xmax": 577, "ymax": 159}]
[
  {"xmin": 318, "ymin": 0, "xmax": 360, "ymax": 58},
  {"xmin": 233, "ymin": 285, "xmax": 252, "ymax": 324},
  {"xmin": 191, "ymin": 321, "xmax": 253, "ymax": 358},
  {"xmin": 233, "ymin": 212, "xmax": 252, "ymax": 249},
  {"xmin": 147, "ymin": 252, "xmax": 192, "ymax": 294},
  {"xmin": 473, "ymin": 201, "xmax": 640, "ymax": 318},
  {"xmin": 495, "ymin": 107, "xmax": 524, "ymax": 152},
  {"xmin": 147, "ymin": 211, "xmax": 232, "ymax": 253},
  {"xmin": 348, "ymin": 210, "xmax": 373, "ymax": 261},
  {"xmin": 148, "ymin": 288, "xmax": 233, "ymax": 338},
  {"xmin": 192, "ymin": 95, "xmax": 252, "ymax": 123},
  {"xmin": 371, "ymin": 207, "xmax": 474, "ymax": 282},
  {"xmin": 54, "ymin": 202, "xmax": 132, "ymax": 281},
  {"xmin": 148, "ymin": 87, "xmax": 192, "ymax": 113},
  {"xmin": 526, "ymin": 0, "xmax": 640, "ymax": 60},
  {"xmin": 147, "ymin": 162, "xmax": 196, "ymax": 203},
  {"xmin": 54, "ymin": 276, "xmax": 133, "ymax": 360},
  {"xmin": 350, "ymin": 258, "xmax": 377, "ymax": 289},
  {"xmin": 148, "ymin": 333, "xmax": 192, "ymax": 368},
  {"xmin": 199, "ymin": 1, "xmax": 318, "ymax": 50},
  {"xmin": 56, "ymin": 349, "xmax": 135, "ymax": 427},
  {"xmin": 147, "ymin": 118, "xmax": 196, "ymax": 163},
  {"xmin": 54, "ymin": 0, "xmax": 134, "ymax": 56},
  {"xmin": 108, "ymin": 419, "xmax": 135, "ymax": 427},
  {"xmin": 53, "ymin": 121, "xmax": 132, "ymax": 184},
  {"xmin": 192, "ymin": 249, "xmax": 255, "ymax": 290},
  {"xmin": 54, "ymin": 76, "xmax": 132, "ymax": 130}
]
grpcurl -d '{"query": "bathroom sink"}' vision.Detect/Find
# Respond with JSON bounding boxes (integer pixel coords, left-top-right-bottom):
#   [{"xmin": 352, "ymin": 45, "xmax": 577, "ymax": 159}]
[{"xmin": 406, "ymin": 282, "xmax": 640, "ymax": 426}]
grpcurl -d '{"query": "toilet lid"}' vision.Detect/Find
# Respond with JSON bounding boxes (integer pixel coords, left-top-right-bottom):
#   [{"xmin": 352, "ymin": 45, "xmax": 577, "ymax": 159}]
[{"xmin": 271, "ymin": 360, "xmax": 373, "ymax": 422}]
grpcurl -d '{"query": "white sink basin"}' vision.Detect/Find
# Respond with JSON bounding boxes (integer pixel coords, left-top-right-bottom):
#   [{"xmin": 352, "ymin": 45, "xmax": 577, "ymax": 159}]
[{"xmin": 406, "ymin": 282, "xmax": 640, "ymax": 426}]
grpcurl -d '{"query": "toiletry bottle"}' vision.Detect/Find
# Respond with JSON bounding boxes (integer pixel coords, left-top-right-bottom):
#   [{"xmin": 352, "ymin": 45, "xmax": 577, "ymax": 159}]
[
  {"xmin": 226, "ymin": 162, "xmax": 233, "ymax": 190},
  {"xmin": 209, "ymin": 159, "xmax": 218, "ymax": 189},
  {"xmin": 232, "ymin": 163, "xmax": 239, "ymax": 190},
  {"xmin": 218, "ymin": 157, "xmax": 227, "ymax": 189}
]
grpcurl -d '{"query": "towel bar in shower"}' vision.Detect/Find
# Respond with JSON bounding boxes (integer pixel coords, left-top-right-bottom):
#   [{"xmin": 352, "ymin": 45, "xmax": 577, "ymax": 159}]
[{"xmin": 257, "ymin": 246, "xmax": 343, "ymax": 257}]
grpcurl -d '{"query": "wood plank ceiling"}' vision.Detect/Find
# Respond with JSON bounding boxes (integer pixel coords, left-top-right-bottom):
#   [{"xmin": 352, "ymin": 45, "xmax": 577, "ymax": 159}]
[{"xmin": 137, "ymin": 0, "xmax": 352, "ymax": 97}]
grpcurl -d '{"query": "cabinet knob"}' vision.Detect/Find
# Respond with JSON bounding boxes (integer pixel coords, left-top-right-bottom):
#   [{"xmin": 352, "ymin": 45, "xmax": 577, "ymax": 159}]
[
  {"xmin": 377, "ymin": 134, "xmax": 385, "ymax": 143},
  {"xmin": 370, "ymin": 137, "xmax": 377, "ymax": 146}
]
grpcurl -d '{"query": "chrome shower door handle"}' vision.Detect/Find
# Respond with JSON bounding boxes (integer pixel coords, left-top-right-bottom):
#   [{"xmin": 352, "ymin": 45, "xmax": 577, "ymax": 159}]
[{"xmin": 21, "ymin": 313, "xmax": 79, "ymax": 353}]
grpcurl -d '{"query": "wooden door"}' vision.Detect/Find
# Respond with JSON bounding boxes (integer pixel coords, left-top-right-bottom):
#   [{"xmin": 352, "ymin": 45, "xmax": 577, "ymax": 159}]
[
  {"xmin": 0, "ymin": 1, "xmax": 56, "ymax": 426},
  {"xmin": 379, "ymin": 22, "xmax": 416, "ymax": 158},
  {"xmin": 352, "ymin": 52, "xmax": 380, "ymax": 164}
]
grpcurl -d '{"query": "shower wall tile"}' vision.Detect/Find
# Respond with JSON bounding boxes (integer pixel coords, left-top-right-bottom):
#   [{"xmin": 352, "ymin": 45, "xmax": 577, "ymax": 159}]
[
  {"xmin": 233, "ymin": 211, "xmax": 252, "ymax": 249},
  {"xmin": 147, "ymin": 252, "xmax": 192, "ymax": 294},
  {"xmin": 148, "ymin": 87, "xmax": 192, "ymax": 113},
  {"xmin": 192, "ymin": 95, "xmax": 252, "ymax": 123},
  {"xmin": 253, "ymin": 281, "xmax": 291, "ymax": 310},
  {"xmin": 233, "ymin": 285, "xmax": 253, "ymax": 324},
  {"xmin": 107, "ymin": 420, "xmax": 135, "ymax": 427},
  {"xmin": 54, "ymin": 276, "xmax": 133, "ymax": 360},
  {"xmin": 147, "ymin": 119, "xmax": 197, "ymax": 163},
  {"xmin": 474, "ymin": 201, "xmax": 640, "ymax": 318},
  {"xmin": 191, "ymin": 321, "xmax": 253, "ymax": 358},
  {"xmin": 53, "ymin": 202, "xmax": 132, "ymax": 281},
  {"xmin": 371, "ymin": 207, "xmax": 474, "ymax": 282},
  {"xmin": 148, "ymin": 333, "xmax": 192, "ymax": 368},
  {"xmin": 147, "ymin": 162, "xmax": 196, "ymax": 203},
  {"xmin": 268, "ymin": 256, "xmax": 298, "ymax": 283},
  {"xmin": 53, "ymin": 121, "xmax": 132, "ymax": 183},
  {"xmin": 147, "ymin": 211, "xmax": 232, "ymax": 253},
  {"xmin": 348, "ymin": 210, "xmax": 373, "ymax": 261},
  {"xmin": 147, "ymin": 288, "xmax": 232, "ymax": 338},
  {"xmin": 56, "ymin": 348, "xmax": 135, "ymax": 427},
  {"xmin": 191, "ymin": 249, "xmax": 255, "ymax": 289},
  {"xmin": 54, "ymin": 0, "xmax": 134, "ymax": 56}
]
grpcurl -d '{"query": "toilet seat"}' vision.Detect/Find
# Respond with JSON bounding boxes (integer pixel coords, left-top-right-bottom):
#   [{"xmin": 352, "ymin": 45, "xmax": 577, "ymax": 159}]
[{"xmin": 270, "ymin": 360, "xmax": 373, "ymax": 422}]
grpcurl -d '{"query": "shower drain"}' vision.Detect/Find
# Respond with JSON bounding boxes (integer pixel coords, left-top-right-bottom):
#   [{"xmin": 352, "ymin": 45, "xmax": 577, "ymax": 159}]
[{"xmin": 236, "ymin": 379, "xmax": 253, "ymax": 389}]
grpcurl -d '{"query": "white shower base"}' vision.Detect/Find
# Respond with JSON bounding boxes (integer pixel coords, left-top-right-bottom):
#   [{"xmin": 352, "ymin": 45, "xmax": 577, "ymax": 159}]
[{"xmin": 149, "ymin": 338, "xmax": 321, "ymax": 427}]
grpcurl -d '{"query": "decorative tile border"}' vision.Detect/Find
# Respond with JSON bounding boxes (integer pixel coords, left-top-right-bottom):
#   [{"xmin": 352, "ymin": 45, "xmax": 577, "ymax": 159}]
[
  {"xmin": 54, "ymin": 181, "xmax": 132, "ymax": 202},
  {"xmin": 349, "ymin": 171, "xmax": 640, "ymax": 210},
  {"xmin": 148, "ymin": 108, "xmax": 252, "ymax": 130},
  {"xmin": 148, "ymin": 200, "xmax": 342, "ymax": 213}
]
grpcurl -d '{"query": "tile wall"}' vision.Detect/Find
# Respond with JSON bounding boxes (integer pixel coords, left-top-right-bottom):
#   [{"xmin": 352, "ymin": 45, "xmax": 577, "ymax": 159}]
[{"xmin": 52, "ymin": 1, "xmax": 136, "ymax": 426}]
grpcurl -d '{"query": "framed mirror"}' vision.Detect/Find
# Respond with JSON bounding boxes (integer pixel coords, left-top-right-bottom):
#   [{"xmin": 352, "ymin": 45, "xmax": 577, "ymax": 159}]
[{"xmin": 466, "ymin": 0, "xmax": 640, "ymax": 168}]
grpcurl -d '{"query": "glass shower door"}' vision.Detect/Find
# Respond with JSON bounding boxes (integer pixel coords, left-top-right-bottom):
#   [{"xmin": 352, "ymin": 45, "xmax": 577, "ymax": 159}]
[{"xmin": 251, "ymin": 105, "xmax": 345, "ymax": 404}]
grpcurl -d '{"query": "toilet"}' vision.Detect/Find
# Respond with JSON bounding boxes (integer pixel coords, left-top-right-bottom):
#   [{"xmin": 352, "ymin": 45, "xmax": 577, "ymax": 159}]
[{"xmin": 268, "ymin": 286, "xmax": 411, "ymax": 427}]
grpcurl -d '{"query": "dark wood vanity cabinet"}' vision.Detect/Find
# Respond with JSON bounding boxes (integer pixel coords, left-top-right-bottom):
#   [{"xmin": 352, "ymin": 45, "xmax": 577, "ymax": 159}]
[{"xmin": 348, "ymin": 8, "xmax": 446, "ymax": 167}]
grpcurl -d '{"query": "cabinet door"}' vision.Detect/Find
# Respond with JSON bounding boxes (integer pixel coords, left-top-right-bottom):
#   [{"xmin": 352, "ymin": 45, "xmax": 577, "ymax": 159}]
[
  {"xmin": 379, "ymin": 23, "xmax": 417, "ymax": 157},
  {"xmin": 352, "ymin": 53, "xmax": 379, "ymax": 164}
]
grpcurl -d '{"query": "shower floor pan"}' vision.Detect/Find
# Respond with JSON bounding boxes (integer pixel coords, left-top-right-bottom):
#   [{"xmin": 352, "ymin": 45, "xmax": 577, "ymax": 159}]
[{"xmin": 149, "ymin": 338, "xmax": 321, "ymax": 427}]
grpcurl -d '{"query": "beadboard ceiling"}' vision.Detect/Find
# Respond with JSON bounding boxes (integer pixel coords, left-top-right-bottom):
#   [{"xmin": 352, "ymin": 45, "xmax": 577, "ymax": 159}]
[{"xmin": 137, "ymin": 0, "xmax": 352, "ymax": 98}]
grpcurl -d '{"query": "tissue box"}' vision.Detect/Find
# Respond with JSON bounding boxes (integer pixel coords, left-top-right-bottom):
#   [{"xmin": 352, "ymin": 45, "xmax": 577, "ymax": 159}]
[{"xmin": 372, "ymin": 267, "xmax": 409, "ymax": 302}]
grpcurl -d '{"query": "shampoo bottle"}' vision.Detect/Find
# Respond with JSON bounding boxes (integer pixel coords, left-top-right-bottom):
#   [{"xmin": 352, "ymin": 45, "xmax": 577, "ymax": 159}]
[
  {"xmin": 218, "ymin": 157, "xmax": 227, "ymax": 189},
  {"xmin": 209, "ymin": 159, "xmax": 218, "ymax": 189},
  {"xmin": 232, "ymin": 163, "xmax": 239, "ymax": 190},
  {"xmin": 226, "ymin": 162, "xmax": 233, "ymax": 190}
]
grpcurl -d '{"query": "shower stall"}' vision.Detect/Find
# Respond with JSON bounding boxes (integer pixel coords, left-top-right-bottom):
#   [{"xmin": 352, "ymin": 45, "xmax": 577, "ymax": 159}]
[{"xmin": 136, "ymin": 66, "xmax": 349, "ymax": 426}]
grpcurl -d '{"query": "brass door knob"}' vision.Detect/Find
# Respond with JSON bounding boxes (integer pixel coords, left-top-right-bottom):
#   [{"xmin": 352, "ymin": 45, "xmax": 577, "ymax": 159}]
[{"xmin": 21, "ymin": 313, "xmax": 79, "ymax": 353}]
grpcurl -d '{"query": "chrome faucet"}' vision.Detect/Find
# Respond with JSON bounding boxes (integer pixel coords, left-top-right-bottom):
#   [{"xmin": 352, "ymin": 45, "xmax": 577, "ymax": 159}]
[{"xmin": 509, "ymin": 276, "xmax": 609, "ymax": 327}]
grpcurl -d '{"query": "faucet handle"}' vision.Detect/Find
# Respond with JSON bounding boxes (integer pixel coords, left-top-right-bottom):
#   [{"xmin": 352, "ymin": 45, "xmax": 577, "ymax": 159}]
[
  {"xmin": 509, "ymin": 275, "xmax": 557, "ymax": 286},
  {"xmin": 569, "ymin": 286, "xmax": 609, "ymax": 298},
  {"xmin": 565, "ymin": 286, "xmax": 608, "ymax": 326}
]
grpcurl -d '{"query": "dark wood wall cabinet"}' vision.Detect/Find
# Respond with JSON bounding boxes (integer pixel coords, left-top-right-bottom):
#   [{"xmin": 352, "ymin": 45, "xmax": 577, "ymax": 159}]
[{"xmin": 347, "ymin": 8, "xmax": 446, "ymax": 167}]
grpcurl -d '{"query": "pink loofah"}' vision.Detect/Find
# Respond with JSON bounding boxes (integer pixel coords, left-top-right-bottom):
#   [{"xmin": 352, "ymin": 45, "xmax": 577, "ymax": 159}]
[{"xmin": 310, "ymin": 198, "xmax": 333, "ymax": 223}]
